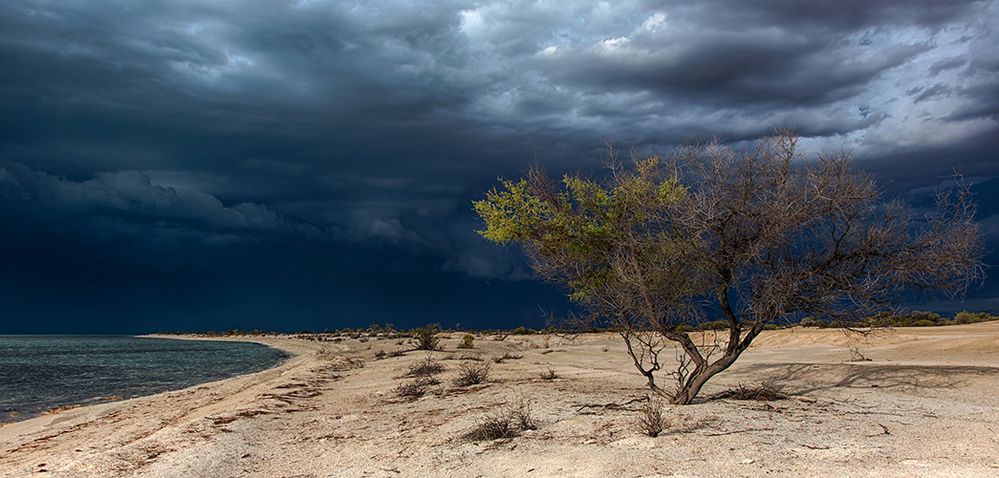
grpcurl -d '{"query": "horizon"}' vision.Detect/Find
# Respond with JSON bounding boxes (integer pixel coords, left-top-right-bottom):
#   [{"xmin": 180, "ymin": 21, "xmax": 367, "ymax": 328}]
[{"xmin": 2, "ymin": 1, "xmax": 998, "ymax": 334}]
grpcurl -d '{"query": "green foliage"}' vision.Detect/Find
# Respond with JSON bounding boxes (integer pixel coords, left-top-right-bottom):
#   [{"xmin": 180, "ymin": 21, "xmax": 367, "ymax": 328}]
[
  {"xmin": 474, "ymin": 178, "xmax": 546, "ymax": 244},
  {"xmin": 954, "ymin": 311, "xmax": 998, "ymax": 324},
  {"xmin": 473, "ymin": 160, "xmax": 698, "ymax": 308},
  {"xmin": 865, "ymin": 311, "xmax": 947, "ymax": 327},
  {"xmin": 803, "ymin": 310, "xmax": 999, "ymax": 329},
  {"xmin": 696, "ymin": 320, "xmax": 729, "ymax": 331},
  {"xmin": 458, "ymin": 333, "xmax": 475, "ymax": 349},
  {"xmin": 798, "ymin": 317, "xmax": 820, "ymax": 327}
]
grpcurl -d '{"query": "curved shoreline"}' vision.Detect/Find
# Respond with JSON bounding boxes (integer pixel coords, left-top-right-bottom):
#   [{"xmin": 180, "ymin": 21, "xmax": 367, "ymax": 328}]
[
  {"xmin": 0, "ymin": 335, "xmax": 309, "ymax": 433},
  {"xmin": 0, "ymin": 335, "xmax": 295, "ymax": 426},
  {"xmin": 0, "ymin": 334, "xmax": 326, "ymax": 476}
]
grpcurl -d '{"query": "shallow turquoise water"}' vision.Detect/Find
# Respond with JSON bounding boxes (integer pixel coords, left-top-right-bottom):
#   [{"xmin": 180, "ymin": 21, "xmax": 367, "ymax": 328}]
[{"xmin": 0, "ymin": 336, "xmax": 287, "ymax": 422}]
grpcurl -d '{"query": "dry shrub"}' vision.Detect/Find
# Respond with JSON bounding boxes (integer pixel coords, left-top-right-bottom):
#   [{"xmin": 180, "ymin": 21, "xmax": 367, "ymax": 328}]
[
  {"xmin": 443, "ymin": 352, "xmax": 483, "ymax": 361},
  {"xmin": 453, "ymin": 362, "xmax": 491, "ymax": 387},
  {"xmin": 711, "ymin": 384, "xmax": 786, "ymax": 401},
  {"xmin": 847, "ymin": 346, "xmax": 871, "ymax": 362},
  {"xmin": 394, "ymin": 376, "xmax": 440, "ymax": 399},
  {"xmin": 407, "ymin": 355, "xmax": 445, "ymax": 377},
  {"xmin": 463, "ymin": 398, "xmax": 537, "ymax": 441},
  {"xmin": 638, "ymin": 397, "xmax": 669, "ymax": 437},
  {"xmin": 539, "ymin": 367, "xmax": 558, "ymax": 380},
  {"xmin": 328, "ymin": 356, "xmax": 364, "ymax": 372},
  {"xmin": 493, "ymin": 352, "xmax": 524, "ymax": 364},
  {"xmin": 508, "ymin": 397, "xmax": 537, "ymax": 430},
  {"xmin": 412, "ymin": 323, "xmax": 442, "ymax": 351},
  {"xmin": 316, "ymin": 345, "xmax": 339, "ymax": 359},
  {"xmin": 463, "ymin": 414, "xmax": 517, "ymax": 441},
  {"xmin": 374, "ymin": 349, "xmax": 405, "ymax": 360}
]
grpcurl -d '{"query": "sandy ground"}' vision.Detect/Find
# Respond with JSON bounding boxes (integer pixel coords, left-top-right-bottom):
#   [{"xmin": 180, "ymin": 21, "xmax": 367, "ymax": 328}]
[{"xmin": 1, "ymin": 323, "xmax": 998, "ymax": 478}]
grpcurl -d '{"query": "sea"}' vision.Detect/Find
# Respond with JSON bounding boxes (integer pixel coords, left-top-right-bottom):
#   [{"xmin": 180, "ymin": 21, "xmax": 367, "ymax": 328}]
[{"xmin": 0, "ymin": 336, "xmax": 288, "ymax": 423}]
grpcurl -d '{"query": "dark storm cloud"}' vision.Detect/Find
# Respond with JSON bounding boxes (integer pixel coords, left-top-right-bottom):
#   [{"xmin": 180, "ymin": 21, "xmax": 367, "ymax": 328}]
[
  {"xmin": 0, "ymin": 160, "xmax": 330, "ymax": 243},
  {"xmin": 1, "ymin": 0, "xmax": 998, "ymax": 331}
]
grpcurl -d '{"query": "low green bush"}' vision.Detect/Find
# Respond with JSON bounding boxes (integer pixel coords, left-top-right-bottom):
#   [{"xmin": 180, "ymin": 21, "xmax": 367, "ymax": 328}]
[
  {"xmin": 954, "ymin": 311, "xmax": 998, "ymax": 324},
  {"xmin": 696, "ymin": 320, "xmax": 729, "ymax": 331},
  {"xmin": 799, "ymin": 317, "xmax": 820, "ymax": 327},
  {"xmin": 458, "ymin": 333, "xmax": 475, "ymax": 349}
]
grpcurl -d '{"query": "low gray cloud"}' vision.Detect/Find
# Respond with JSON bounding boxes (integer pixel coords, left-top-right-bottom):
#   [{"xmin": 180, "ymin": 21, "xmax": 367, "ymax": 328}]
[{"xmin": 0, "ymin": 160, "xmax": 331, "ymax": 243}]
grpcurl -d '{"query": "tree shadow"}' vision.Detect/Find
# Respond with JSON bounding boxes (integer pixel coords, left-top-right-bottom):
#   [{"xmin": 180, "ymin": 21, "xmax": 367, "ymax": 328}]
[{"xmin": 729, "ymin": 362, "xmax": 999, "ymax": 396}]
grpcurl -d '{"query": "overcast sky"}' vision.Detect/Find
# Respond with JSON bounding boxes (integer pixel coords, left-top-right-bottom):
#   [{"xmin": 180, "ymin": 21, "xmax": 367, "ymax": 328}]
[{"xmin": 2, "ymin": 0, "xmax": 997, "ymax": 333}]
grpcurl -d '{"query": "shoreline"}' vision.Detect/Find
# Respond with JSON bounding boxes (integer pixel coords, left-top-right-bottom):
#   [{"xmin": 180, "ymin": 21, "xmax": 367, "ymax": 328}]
[
  {"xmin": 0, "ymin": 334, "xmax": 324, "ymax": 476},
  {"xmin": 1, "ymin": 324, "xmax": 997, "ymax": 477},
  {"xmin": 0, "ymin": 335, "xmax": 296, "ymax": 426},
  {"xmin": 0, "ymin": 336, "xmax": 314, "ymax": 456}
]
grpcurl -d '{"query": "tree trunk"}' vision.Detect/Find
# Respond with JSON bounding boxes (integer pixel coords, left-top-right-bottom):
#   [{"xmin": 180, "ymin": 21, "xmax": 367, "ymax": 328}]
[
  {"xmin": 669, "ymin": 351, "xmax": 742, "ymax": 404},
  {"xmin": 669, "ymin": 368, "xmax": 716, "ymax": 404},
  {"xmin": 667, "ymin": 321, "xmax": 770, "ymax": 404}
]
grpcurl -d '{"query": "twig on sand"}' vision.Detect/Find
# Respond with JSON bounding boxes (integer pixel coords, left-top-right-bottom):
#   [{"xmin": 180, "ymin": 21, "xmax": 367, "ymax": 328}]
[
  {"xmin": 703, "ymin": 427, "xmax": 775, "ymax": 436},
  {"xmin": 801, "ymin": 443, "xmax": 830, "ymax": 450},
  {"xmin": 575, "ymin": 397, "xmax": 648, "ymax": 413},
  {"xmin": 865, "ymin": 423, "xmax": 891, "ymax": 437}
]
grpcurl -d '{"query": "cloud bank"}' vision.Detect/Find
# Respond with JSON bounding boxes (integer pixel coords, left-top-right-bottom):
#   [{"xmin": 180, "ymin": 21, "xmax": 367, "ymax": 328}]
[{"xmin": 1, "ymin": 0, "xmax": 997, "ymax": 331}]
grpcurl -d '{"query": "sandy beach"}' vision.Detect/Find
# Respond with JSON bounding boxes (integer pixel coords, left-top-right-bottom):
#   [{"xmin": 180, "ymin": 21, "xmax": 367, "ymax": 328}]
[{"xmin": 2, "ymin": 323, "xmax": 998, "ymax": 477}]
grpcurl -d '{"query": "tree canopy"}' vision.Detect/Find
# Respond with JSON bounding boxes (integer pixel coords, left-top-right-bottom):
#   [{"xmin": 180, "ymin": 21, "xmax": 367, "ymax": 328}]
[{"xmin": 474, "ymin": 131, "xmax": 984, "ymax": 404}]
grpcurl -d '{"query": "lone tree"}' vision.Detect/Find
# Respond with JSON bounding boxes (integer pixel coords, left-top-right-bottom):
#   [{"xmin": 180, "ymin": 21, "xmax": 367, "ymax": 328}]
[{"xmin": 474, "ymin": 131, "xmax": 984, "ymax": 404}]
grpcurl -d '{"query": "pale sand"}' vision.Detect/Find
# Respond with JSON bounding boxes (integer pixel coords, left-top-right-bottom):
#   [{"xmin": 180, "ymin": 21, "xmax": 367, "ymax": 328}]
[{"xmin": 2, "ymin": 323, "xmax": 999, "ymax": 477}]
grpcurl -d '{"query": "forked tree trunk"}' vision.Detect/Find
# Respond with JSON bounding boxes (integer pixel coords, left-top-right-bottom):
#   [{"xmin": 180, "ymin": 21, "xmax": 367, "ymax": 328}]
[
  {"xmin": 623, "ymin": 337, "xmax": 747, "ymax": 404},
  {"xmin": 662, "ymin": 286, "xmax": 767, "ymax": 404},
  {"xmin": 668, "ymin": 354, "xmax": 739, "ymax": 405},
  {"xmin": 665, "ymin": 320, "xmax": 765, "ymax": 404}
]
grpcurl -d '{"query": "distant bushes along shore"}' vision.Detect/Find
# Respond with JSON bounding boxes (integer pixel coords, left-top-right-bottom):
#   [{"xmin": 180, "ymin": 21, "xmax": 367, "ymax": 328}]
[{"xmin": 178, "ymin": 310, "xmax": 997, "ymax": 339}]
